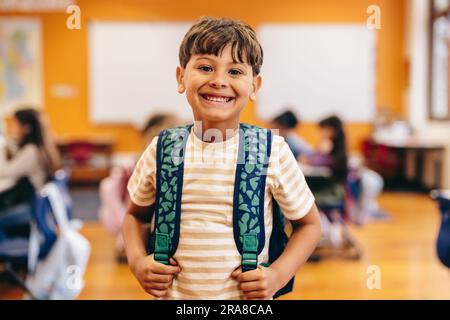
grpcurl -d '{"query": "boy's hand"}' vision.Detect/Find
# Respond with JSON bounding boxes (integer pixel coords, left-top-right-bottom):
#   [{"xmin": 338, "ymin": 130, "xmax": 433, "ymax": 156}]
[
  {"xmin": 131, "ymin": 255, "xmax": 181, "ymax": 298},
  {"xmin": 231, "ymin": 266, "xmax": 282, "ymax": 300}
]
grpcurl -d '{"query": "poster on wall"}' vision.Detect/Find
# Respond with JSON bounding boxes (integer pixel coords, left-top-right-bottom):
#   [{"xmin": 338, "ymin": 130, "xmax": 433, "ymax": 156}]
[{"xmin": 0, "ymin": 18, "xmax": 42, "ymax": 117}]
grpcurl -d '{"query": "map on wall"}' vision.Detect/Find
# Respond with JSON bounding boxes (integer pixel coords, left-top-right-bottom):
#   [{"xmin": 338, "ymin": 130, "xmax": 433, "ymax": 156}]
[{"xmin": 0, "ymin": 18, "xmax": 42, "ymax": 115}]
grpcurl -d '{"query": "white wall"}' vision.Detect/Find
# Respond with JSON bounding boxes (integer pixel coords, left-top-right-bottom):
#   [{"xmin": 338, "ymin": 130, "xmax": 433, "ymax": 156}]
[{"xmin": 408, "ymin": 0, "xmax": 450, "ymax": 189}]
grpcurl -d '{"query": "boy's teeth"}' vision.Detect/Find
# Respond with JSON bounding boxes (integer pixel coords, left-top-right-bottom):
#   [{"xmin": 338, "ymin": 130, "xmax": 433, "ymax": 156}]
[{"xmin": 204, "ymin": 95, "xmax": 231, "ymax": 102}]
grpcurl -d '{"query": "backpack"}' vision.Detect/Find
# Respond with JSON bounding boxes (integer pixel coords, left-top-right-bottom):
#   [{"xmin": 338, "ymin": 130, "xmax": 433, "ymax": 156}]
[
  {"xmin": 149, "ymin": 123, "xmax": 294, "ymax": 298},
  {"xmin": 434, "ymin": 191, "xmax": 450, "ymax": 268},
  {"xmin": 26, "ymin": 182, "xmax": 90, "ymax": 300}
]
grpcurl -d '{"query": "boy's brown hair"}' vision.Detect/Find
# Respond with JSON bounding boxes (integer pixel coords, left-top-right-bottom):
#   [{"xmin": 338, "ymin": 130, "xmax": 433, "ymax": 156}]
[{"xmin": 179, "ymin": 17, "xmax": 263, "ymax": 76}]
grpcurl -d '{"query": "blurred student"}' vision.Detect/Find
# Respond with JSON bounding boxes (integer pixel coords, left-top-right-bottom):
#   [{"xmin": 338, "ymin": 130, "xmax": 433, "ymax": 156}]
[
  {"xmin": 98, "ymin": 113, "xmax": 180, "ymax": 262},
  {"xmin": 301, "ymin": 115, "xmax": 348, "ymax": 205},
  {"xmin": 271, "ymin": 110, "xmax": 313, "ymax": 159},
  {"xmin": 303, "ymin": 115, "xmax": 386, "ymax": 224},
  {"xmin": 0, "ymin": 108, "xmax": 61, "ymax": 230}
]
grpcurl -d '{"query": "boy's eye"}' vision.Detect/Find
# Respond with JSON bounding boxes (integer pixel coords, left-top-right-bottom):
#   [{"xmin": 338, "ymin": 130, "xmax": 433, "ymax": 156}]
[
  {"xmin": 229, "ymin": 69, "xmax": 243, "ymax": 75},
  {"xmin": 198, "ymin": 65, "xmax": 213, "ymax": 72}
]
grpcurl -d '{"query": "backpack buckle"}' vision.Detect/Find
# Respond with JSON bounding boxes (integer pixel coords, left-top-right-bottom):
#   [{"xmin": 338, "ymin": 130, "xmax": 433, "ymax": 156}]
[
  {"xmin": 154, "ymin": 232, "xmax": 170, "ymax": 265},
  {"xmin": 242, "ymin": 233, "xmax": 258, "ymax": 271}
]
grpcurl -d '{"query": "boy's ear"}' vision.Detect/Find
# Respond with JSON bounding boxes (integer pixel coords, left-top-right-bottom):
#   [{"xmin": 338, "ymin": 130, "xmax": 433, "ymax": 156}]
[
  {"xmin": 250, "ymin": 75, "xmax": 262, "ymax": 101},
  {"xmin": 176, "ymin": 66, "xmax": 186, "ymax": 94}
]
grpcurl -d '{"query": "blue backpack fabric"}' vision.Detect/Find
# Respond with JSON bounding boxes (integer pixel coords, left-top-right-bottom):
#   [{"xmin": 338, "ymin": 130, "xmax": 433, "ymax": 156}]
[
  {"xmin": 150, "ymin": 123, "xmax": 294, "ymax": 298},
  {"xmin": 436, "ymin": 192, "xmax": 450, "ymax": 268}
]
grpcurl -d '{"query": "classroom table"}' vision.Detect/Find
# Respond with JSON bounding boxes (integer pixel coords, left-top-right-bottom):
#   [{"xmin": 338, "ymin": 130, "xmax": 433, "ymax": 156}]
[
  {"xmin": 372, "ymin": 137, "xmax": 446, "ymax": 190},
  {"xmin": 56, "ymin": 136, "xmax": 115, "ymax": 167},
  {"xmin": 298, "ymin": 163, "xmax": 335, "ymax": 200},
  {"xmin": 299, "ymin": 163, "xmax": 332, "ymax": 178},
  {"xmin": 55, "ymin": 136, "xmax": 115, "ymax": 184}
]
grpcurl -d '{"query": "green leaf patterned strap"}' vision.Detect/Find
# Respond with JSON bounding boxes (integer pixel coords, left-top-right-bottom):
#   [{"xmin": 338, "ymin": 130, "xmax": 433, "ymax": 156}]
[
  {"xmin": 154, "ymin": 124, "xmax": 192, "ymax": 265},
  {"xmin": 233, "ymin": 123, "xmax": 272, "ymax": 272}
]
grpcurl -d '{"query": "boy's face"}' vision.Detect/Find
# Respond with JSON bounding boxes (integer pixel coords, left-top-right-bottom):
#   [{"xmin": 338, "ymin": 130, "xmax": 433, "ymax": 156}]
[{"xmin": 176, "ymin": 45, "xmax": 261, "ymax": 127}]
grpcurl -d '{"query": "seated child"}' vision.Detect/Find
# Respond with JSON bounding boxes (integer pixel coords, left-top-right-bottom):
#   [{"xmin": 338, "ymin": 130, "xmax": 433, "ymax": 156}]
[
  {"xmin": 0, "ymin": 108, "xmax": 61, "ymax": 234},
  {"xmin": 271, "ymin": 109, "xmax": 313, "ymax": 160},
  {"xmin": 122, "ymin": 17, "xmax": 321, "ymax": 300},
  {"xmin": 302, "ymin": 115, "xmax": 348, "ymax": 207}
]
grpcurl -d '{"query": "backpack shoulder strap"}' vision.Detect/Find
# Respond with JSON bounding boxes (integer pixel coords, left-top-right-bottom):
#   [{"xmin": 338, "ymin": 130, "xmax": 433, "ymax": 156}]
[
  {"xmin": 233, "ymin": 123, "xmax": 272, "ymax": 271},
  {"xmin": 153, "ymin": 124, "xmax": 192, "ymax": 265}
]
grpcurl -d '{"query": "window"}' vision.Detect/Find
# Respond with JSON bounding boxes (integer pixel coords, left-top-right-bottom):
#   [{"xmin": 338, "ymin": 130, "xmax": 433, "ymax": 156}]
[{"xmin": 429, "ymin": 0, "xmax": 450, "ymax": 120}]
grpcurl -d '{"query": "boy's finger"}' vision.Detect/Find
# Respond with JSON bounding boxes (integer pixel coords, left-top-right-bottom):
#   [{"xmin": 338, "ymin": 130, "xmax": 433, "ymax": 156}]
[
  {"xmin": 231, "ymin": 268, "xmax": 242, "ymax": 278},
  {"xmin": 146, "ymin": 273, "xmax": 173, "ymax": 283},
  {"xmin": 147, "ymin": 281, "xmax": 171, "ymax": 290},
  {"xmin": 148, "ymin": 289, "xmax": 169, "ymax": 298},
  {"xmin": 240, "ymin": 280, "xmax": 264, "ymax": 293},
  {"xmin": 243, "ymin": 290, "xmax": 267, "ymax": 299},
  {"xmin": 238, "ymin": 268, "xmax": 262, "ymax": 282},
  {"xmin": 169, "ymin": 258, "xmax": 179, "ymax": 267},
  {"xmin": 154, "ymin": 262, "xmax": 181, "ymax": 275}
]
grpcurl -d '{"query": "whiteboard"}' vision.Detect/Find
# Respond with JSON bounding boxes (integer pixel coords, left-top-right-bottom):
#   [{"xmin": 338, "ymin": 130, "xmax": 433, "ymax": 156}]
[
  {"xmin": 257, "ymin": 24, "xmax": 376, "ymax": 122},
  {"xmin": 88, "ymin": 22, "xmax": 194, "ymax": 125}
]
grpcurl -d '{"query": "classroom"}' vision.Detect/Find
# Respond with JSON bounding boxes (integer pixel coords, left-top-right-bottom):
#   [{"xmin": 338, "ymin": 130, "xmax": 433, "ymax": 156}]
[{"xmin": 0, "ymin": 0, "xmax": 449, "ymax": 301}]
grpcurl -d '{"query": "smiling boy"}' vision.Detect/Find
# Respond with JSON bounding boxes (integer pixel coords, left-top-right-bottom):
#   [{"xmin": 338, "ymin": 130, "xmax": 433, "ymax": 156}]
[{"xmin": 122, "ymin": 17, "xmax": 321, "ymax": 300}]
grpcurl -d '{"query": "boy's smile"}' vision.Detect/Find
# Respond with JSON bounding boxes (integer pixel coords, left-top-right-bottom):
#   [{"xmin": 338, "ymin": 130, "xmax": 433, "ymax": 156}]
[
  {"xmin": 199, "ymin": 92, "xmax": 234, "ymax": 105},
  {"xmin": 176, "ymin": 45, "xmax": 261, "ymax": 131}
]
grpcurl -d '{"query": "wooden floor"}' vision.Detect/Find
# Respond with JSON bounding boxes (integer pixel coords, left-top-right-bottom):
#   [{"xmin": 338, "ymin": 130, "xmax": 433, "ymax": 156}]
[{"xmin": 1, "ymin": 192, "xmax": 450, "ymax": 300}]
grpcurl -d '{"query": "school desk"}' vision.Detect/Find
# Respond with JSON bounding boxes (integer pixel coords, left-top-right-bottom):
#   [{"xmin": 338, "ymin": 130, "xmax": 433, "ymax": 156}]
[
  {"xmin": 371, "ymin": 137, "xmax": 446, "ymax": 190},
  {"xmin": 56, "ymin": 136, "xmax": 115, "ymax": 184}
]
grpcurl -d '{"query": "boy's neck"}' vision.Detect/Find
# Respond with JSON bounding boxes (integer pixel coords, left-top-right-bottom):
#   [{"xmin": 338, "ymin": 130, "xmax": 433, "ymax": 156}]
[{"xmin": 193, "ymin": 119, "xmax": 240, "ymax": 143}]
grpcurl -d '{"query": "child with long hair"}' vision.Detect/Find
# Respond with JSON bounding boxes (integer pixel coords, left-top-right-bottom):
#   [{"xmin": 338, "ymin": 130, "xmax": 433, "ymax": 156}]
[
  {"xmin": 303, "ymin": 115, "xmax": 348, "ymax": 205},
  {"xmin": 0, "ymin": 108, "xmax": 61, "ymax": 211}
]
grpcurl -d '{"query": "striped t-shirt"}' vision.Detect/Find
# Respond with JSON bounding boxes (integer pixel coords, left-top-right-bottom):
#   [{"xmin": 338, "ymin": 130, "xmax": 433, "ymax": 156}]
[{"xmin": 127, "ymin": 126, "xmax": 315, "ymax": 300}]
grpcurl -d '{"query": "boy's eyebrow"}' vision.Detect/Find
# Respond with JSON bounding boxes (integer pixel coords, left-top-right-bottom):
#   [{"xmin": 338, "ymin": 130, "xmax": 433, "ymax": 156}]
[{"xmin": 194, "ymin": 55, "xmax": 247, "ymax": 66}]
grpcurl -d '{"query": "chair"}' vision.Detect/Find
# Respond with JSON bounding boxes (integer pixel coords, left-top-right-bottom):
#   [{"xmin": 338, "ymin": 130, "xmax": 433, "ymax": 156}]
[
  {"xmin": 53, "ymin": 170, "xmax": 73, "ymax": 219},
  {"xmin": 66, "ymin": 141, "xmax": 95, "ymax": 166},
  {"xmin": 0, "ymin": 194, "xmax": 50, "ymax": 299},
  {"xmin": 0, "ymin": 170, "xmax": 72, "ymax": 299},
  {"xmin": 362, "ymin": 139, "xmax": 401, "ymax": 181}
]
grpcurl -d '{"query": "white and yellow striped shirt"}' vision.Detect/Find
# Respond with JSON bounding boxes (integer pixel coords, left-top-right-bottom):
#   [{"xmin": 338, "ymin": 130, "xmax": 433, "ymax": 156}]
[{"xmin": 127, "ymin": 127, "xmax": 315, "ymax": 300}]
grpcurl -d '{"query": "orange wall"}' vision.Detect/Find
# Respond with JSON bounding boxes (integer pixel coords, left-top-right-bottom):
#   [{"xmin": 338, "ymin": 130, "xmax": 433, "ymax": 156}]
[{"xmin": 1, "ymin": 0, "xmax": 406, "ymax": 153}]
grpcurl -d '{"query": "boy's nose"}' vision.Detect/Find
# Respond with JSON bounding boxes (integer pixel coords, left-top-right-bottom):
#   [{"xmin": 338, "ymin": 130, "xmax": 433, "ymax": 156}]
[{"xmin": 209, "ymin": 73, "xmax": 228, "ymax": 88}]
